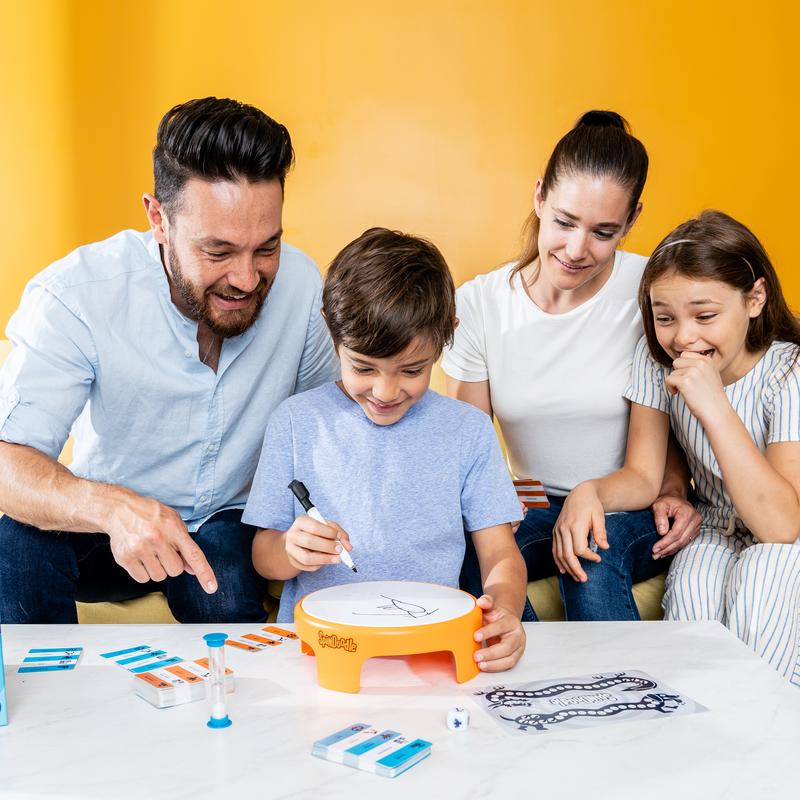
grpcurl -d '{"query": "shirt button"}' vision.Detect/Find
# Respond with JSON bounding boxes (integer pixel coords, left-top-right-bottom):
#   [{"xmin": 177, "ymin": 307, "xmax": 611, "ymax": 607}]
[
  {"xmin": 184, "ymin": 350, "xmax": 192, "ymax": 358},
  {"xmin": 206, "ymin": 444, "xmax": 215, "ymax": 452},
  {"xmin": 7, "ymin": 390, "xmax": 18, "ymax": 403},
  {"xmin": 200, "ymin": 495, "xmax": 208, "ymax": 502}
]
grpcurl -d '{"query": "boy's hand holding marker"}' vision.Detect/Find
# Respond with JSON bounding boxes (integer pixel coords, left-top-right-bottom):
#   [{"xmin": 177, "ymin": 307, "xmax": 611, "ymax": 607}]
[{"xmin": 286, "ymin": 481, "xmax": 357, "ymax": 573}]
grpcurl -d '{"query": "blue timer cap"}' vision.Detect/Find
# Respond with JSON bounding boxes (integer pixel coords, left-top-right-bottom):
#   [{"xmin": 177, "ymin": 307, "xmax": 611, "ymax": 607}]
[
  {"xmin": 207, "ymin": 715, "xmax": 233, "ymax": 729},
  {"xmin": 203, "ymin": 633, "xmax": 228, "ymax": 648}
]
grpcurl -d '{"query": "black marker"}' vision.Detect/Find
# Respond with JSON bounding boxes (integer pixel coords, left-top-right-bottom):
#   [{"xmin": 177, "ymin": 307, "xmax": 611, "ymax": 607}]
[{"xmin": 288, "ymin": 480, "xmax": 357, "ymax": 572}]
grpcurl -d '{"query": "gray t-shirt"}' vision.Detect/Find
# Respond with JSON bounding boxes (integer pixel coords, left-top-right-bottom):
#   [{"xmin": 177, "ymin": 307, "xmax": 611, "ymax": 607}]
[{"xmin": 242, "ymin": 383, "xmax": 522, "ymax": 622}]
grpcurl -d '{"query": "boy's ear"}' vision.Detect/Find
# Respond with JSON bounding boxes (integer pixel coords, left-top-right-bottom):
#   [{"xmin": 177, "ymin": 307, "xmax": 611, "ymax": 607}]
[
  {"xmin": 746, "ymin": 277, "xmax": 767, "ymax": 318},
  {"xmin": 454, "ymin": 316, "xmax": 460, "ymax": 330}
]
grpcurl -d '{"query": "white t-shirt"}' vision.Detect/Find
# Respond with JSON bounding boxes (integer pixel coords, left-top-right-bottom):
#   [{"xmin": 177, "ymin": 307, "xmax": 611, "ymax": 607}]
[{"xmin": 442, "ymin": 251, "xmax": 646, "ymax": 496}]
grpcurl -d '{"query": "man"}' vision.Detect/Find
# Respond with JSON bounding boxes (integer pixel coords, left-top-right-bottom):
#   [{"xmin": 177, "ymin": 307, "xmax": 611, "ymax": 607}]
[{"xmin": 0, "ymin": 97, "xmax": 339, "ymax": 623}]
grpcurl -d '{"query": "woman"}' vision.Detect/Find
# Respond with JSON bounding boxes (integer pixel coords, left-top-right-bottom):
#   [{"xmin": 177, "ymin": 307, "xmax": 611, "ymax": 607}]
[{"xmin": 443, "ymin": 111, "xmax": 701, "ymax": 621}]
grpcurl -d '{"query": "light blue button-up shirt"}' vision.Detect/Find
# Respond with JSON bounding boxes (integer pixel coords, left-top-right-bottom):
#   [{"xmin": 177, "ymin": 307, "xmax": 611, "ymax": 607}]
[{"xmin": 0, "ymin": 230, "xmax": 339, "ymax": 531}]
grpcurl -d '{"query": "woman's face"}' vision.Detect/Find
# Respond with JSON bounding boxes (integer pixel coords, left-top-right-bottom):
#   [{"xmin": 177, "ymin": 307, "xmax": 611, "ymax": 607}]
[{"xmin": 534, "ymin": 173, "xmax": 640, "ymax": 295}]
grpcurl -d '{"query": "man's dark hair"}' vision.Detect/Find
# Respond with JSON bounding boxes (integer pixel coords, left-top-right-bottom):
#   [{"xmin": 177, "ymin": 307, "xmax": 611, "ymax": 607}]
[
  {"xmin": 323, "ymin": 228, "xmax": 457, "ymax": 359},
  {"xmin": 153, "ymin": 97, "xmax": 294, "ymax": 212}
]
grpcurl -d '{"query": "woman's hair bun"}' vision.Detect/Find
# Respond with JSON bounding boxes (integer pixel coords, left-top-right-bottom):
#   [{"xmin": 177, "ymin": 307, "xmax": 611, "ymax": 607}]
[{"xmin": 576, "ymin": 110, "xmax": 629, "ymax": 132}]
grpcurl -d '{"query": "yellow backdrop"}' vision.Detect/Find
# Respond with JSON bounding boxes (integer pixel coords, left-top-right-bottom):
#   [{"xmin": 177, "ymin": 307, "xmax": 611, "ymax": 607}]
[{"xmin": 1, "ymin": 0, "xmax": 798, "ymax": 329}]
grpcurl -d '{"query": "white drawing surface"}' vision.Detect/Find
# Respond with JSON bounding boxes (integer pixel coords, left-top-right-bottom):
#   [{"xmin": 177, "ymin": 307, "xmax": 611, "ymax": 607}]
[{"xmin": 301, "ymin": 581, "xmax": 475, "ymax": 627}]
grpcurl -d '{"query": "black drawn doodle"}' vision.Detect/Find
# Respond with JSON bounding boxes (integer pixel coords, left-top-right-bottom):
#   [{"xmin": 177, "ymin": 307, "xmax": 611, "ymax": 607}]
[
  {"xmin": 501, "ymin": 693, "xmax": 685, "ymax": 730},
  {"xmin": 351, "ymin": 595, "xmax": 439, "ymax": 619},
  {"xmin": 475, "ymin": 673, "xmax": 658, "ymax": 708}
]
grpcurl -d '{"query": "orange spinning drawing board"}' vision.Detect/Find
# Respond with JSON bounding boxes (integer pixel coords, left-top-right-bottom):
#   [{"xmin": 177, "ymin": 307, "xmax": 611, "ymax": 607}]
[{"xmin": 294, "ymin": 581, "xmax": 482, "ymax": 693}]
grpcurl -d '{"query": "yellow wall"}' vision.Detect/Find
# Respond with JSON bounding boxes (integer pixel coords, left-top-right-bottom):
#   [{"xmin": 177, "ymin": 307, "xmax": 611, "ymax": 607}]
[{"xmin": 2, "ymin": 0, "xmax": 798, "ymax": 329}]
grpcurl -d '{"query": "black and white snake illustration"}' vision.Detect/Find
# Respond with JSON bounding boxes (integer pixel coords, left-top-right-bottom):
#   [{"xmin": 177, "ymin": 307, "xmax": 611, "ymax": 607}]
[
  {"xmin": 501, "ymin": 693, "xmax": 684, "ymax": 730},
  {"xmin": 476, "ymin": 673, "xmax": 658, "ymax": 708}
]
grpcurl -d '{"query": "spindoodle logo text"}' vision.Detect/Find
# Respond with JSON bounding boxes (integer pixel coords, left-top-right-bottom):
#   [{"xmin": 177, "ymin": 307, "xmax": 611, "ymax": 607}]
[{"xmin": 317, "ymin": 632, "xmax": 358, "ymax": 652}]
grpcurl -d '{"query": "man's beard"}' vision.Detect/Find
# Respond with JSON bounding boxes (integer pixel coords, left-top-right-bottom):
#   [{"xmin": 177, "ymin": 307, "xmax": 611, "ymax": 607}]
[{"xmin": 167, "ymin": 244, "xmax": 271, "ymax": 337}]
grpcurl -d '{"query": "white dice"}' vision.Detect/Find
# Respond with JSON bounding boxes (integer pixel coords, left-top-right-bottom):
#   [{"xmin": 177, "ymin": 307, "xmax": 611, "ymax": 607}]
[{"xmin": 446, "ymin": 707, "xmax": 470, "ymax": 730}]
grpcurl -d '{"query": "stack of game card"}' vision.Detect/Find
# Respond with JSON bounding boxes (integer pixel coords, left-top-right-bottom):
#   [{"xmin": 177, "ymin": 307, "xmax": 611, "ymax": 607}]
[
  {"xmin": 312, "ymin": 723, "xmax": 431, "ymax": 778},
  {"xmin": 132, "ymin": 657, "xmax": 235, "ymax": 709},
  {"xmin": 99, "ymin": 644, "xmax": 235, "ymax": 708}
]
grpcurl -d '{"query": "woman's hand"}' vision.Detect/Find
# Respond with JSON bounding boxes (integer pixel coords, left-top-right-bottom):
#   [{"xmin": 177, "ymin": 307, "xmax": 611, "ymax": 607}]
[{"xmin": 552, "ymin": 482, "xmax": 609, "ymax": 582}]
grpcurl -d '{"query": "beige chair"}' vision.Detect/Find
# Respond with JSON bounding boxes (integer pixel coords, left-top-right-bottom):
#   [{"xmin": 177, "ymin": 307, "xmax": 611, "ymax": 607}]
[{"xmin": 0, "ymin": 342, "xmax": 664, "ymax": 622}]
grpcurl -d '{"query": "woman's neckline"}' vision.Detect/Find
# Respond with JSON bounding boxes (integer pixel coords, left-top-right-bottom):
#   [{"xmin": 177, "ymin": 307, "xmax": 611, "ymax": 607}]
[{"xmin": 518, "ymin": 250, "xmax": 620, "ymax": 316}]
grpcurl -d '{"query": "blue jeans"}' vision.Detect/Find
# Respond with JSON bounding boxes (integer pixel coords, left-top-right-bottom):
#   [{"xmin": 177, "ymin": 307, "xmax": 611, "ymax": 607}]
[
  {"xmin": 0, "ymin": 509, "xmax": 268, "ymax": 623},
  {"xmin": 461, "ymin": 497, "xmax": 670, "ymax": 621}
]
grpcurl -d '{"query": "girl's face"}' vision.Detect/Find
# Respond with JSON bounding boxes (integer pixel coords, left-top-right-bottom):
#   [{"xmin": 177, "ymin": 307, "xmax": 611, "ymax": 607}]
[
  {"xmin": 650, "ymin": 272, "xmax": 767, "ymax": 384},
  {"xmin": 534, "ymin": 173, "xmax": 640, "ymax": 297}
]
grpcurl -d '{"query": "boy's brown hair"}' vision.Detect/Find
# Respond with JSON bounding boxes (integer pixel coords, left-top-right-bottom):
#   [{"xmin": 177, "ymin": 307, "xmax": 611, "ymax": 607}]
[{"xmin": 323, "ymin": 227, "xmax": 456, "ymax": 358}]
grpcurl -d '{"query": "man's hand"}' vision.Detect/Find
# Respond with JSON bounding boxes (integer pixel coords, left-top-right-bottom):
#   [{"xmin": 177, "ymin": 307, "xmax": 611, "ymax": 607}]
[
  {"xmin": 651, "ymin": 493, "xmax": 702, "ymax": 559},
  {"xmin": 284, "ymin": 515, "xmax": 352, "ymax": 572},
  {"xmin": 473, "ymin": 594, "xmax": 526, "ymax": 671},
  {"xmin": 106, "ymin": 489, "xmax": 217, "ymax": 593}
]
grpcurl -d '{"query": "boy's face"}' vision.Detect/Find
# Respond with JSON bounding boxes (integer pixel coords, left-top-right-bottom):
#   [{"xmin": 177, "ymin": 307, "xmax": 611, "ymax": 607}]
[{"xmin": 337, "ymin": 337, "xmax": 438, "ymax": 426}]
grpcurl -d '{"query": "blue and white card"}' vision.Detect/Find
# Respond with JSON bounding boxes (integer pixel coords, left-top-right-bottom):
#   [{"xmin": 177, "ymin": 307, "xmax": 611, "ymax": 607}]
[
  {"xmin": 313, "ymin": 722, "xmax": 431, "ymax": 778},
  {"xmin": 100, "ymin": 645, "xmax": 184, "ymax": 674},
  {"xmin": 18, "ymin": 647, "xmax": 83, "ymax": 674}
]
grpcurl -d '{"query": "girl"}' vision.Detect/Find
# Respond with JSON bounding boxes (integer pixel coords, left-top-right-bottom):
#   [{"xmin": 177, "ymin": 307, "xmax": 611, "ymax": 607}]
[
  {"xmin": 444, "ymin": 110, "xmax": 700, "ymax": 621},
  {"xmin": 556, "ymin": 210, "xmax": 800, "ymax": 685}
]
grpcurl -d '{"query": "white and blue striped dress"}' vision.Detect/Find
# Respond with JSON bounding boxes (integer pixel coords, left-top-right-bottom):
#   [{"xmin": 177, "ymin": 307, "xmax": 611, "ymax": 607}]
[{"xmin": 627, "ymin": 336, "xmax": 800, "ymax": 686}]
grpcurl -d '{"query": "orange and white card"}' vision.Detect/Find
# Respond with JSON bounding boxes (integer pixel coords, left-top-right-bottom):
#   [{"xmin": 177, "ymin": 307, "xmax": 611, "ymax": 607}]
[
  {"xmin": 224, "ymin": 625, "xmax": 298, "ymax": 652},
  {"xmin": 513, "ymin": 479, "xmax": 549, "ymax": 509}
]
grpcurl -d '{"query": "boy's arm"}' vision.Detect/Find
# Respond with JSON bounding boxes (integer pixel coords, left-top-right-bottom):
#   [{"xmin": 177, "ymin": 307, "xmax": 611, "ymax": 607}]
[
  {"xmin": 470, "ymin": 523, "xmax": 527, "ymax": 672},
  {"xmin": 253, "ymin": 529, "xmax": 298, "ymax": 580}
]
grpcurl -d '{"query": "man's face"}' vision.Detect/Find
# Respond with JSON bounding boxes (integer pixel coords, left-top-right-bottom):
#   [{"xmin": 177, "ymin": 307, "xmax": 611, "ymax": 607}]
[{"xmin": 152, "ymin": 177, "xmax": 284, "ymax": 337}]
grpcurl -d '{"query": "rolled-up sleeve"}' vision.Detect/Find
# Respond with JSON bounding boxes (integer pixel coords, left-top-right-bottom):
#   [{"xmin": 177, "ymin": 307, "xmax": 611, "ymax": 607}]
[
  {"xmin": 295, "ymin": 283, "xmax": 339, "ymax": 393},
  {"xmin": 0, "ymin": 282, "xmax": 96, "ymax": 459}
]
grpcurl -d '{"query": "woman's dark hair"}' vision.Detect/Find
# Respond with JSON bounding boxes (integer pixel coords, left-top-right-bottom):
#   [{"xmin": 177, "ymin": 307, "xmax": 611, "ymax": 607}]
[
  {"xmin": 323, "ymin": 228, "xmax": 457, "ymax": 359},
  {"xmin": 640, "ymin": 209, "xmax": 800, "ymax": 367},
  {"xmin": 153, "ymin": 97, "xmax": 294, "ymax": 212},
  {"xmin": 511, "ymin": 110, "xmax": 648, "ymax": 284}
]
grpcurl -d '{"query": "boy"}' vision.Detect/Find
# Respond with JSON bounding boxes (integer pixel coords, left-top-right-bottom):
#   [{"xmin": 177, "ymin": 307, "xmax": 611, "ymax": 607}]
[{"xmin": 243, "ymin": 228, "xmax": 527, "ymax": 671}]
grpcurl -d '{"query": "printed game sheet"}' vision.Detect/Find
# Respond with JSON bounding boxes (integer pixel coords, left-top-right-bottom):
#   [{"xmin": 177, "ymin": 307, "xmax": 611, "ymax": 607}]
[{"xmin": 473, "ymin": 670, "xmax": 707, "ymax": 735}]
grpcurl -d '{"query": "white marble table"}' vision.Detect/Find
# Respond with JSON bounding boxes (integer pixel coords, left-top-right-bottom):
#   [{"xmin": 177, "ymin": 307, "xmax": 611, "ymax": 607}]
[{"xmin": 1, "ymin": 621, "xmax": 798, "ymax": 800}]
